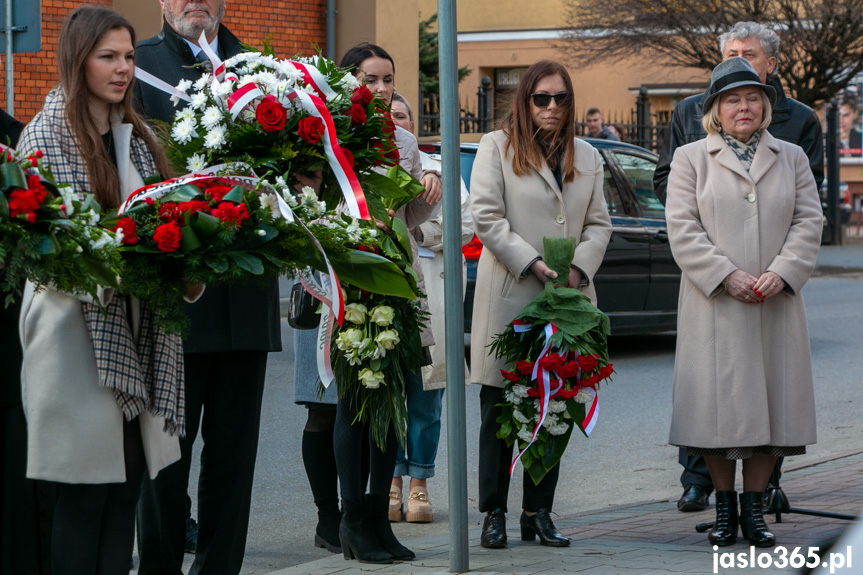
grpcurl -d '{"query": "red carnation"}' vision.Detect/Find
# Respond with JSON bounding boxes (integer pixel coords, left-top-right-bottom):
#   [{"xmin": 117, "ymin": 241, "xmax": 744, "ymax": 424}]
[
  {"xmin": 178, "ymin": 200, "xmax": 211, "ymax": 214},
  {"xmin": 28, "ymin": 155, "xmax": 38, "ymax": 167},
  {"xmin": 113, "ymin": 216, "xmax": 139, "ymax": 245},
  {"xmin": 538, "ymin": 352, "xmax": 565, "ymax": 373},
  {"xmin": 598, "ymin": 363, "xmax": 614, "ymax": 381},
  {"xmin": 577, "ymin": 354, "xmax": 599, "ymax": 373},
  {"xmin": 211, "ymin": 201, "xmax": 250, "ymax": 228},
  {"xmin": 526, "ymin": 388, "xmax": 540, "ymax": 397},
  {"xmin": 255, "ymin": 95, "xmax": 287, "ymax": 132},
  {"xmin": 144, "ymin": 197, "xmax": 155, "ymax": 207},
  {"xmin": 159, "ymin": 202, "xmax": 182, "ymax": 223},
  {"xmin": 26, "ymin": 212, "xmax": 36, "ymax": 223},
  {"xmin": 516, "ymin": 360, "xmax": 535, "ymax": 376},
  {"xmin": 500, "ymin": 369, "xmax": 521, "ymax": 383},
  {"xmin": 297, "ymin": 116, "xmax": 325, "ymax": 145},
  {"xmin": 153, "ymin": 221, "xmax": 182, "ymax": 252},
  {"xmin": 349, "ymin": 103, "xmax": 367, "ymax": 127},
  {"xmin": 8, "ymin": 184, "xmax": 47, "ymax": 218},
  {"xmin": 556, "ymin": 361, "xmax": 580, "ymax": 379},
  {"xmin": 204, "ymin": 184, "xmax": 233, "ymax": 204},
  {"xmin": 350, "ymin": 85, "xmax": 374, "ymax": 107}
]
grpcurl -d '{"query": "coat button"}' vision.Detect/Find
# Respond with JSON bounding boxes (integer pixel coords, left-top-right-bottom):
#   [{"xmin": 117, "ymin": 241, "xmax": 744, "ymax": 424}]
[
  {"xmin": 555, "ymin": 215, "xmax": 565, "ymax": 224},
  {"xmin": 747, "ymin": 193, "xmax": 756, "ymax": 203}
]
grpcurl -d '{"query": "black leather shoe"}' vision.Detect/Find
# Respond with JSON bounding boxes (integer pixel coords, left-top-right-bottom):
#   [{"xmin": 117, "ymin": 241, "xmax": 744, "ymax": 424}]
[
  {"xmin": 678, "ymin": 485, "xmax": 709, "ymax": 512},
  {"xmin": 740, "ymin": 492, "xmax": 776, "ymax": 548},
  {"xmin": 708, "ymin": 491, "xmax": 739, "ymax": 546},
  {"xmin": 480, "ymin": 508, "xmax": 507, "ymax": 548},
  {"xmin": 520, "ymin": 509, "xmax": 570, "ymax": 547}
]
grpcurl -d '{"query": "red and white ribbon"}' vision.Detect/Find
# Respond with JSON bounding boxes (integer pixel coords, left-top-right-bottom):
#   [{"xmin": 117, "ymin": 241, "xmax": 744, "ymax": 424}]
[
  {"xmin": 196, "ymin": 31, "xmax": 226, "ymax": 80},
  {"xmin": 134, "ymin": 67, "xmax": 192, "ymax": 104},
  {"xmin": 290, "ymin": 60, "xmax": 338, "ymax": 101},
  {"xmin": 580, "ymin": 388, "xmax": 599, "ymax": 437}
]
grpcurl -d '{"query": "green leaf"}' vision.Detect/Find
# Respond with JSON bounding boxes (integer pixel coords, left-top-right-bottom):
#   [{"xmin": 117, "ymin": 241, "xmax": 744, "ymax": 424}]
[
  {"xmin": 205, "ymin": 254, "xmax": 229, "ymax": 273},
  {"xmin": 82, "ymin": 256, "xmax": 119, "ymax": 289},
  {"xmin": 221, "ymin": 185, "xmax": 246, "ymax": 204},
  {"xmin": 180, "ymin": 225, "xmax": 201, "ymax": 252},
  {"xmin": 33, "ymin": 236, "xmax": 57, "ymax": 255},
  {"xmin": 228, "ymin": 252, "xmax": 264, "ymax": 275},
  {"xmin": 189, "ymin": 211, "xmax": 221, "ymax": 239},
  {"xmin": 326, "ymin": 249, "xmax": 416, "ymax": 299},
  {"xmin": 370, "ymin": 359, "xmax": 381, "ymax": 371},
  {"xmin": 162, "ymin": 184, "xmax": 203, "ymax": 203},
  {"xmin": 390, "ymin": 217, "xmax": 414, "ymax": 262},
  {"xmin": 0, "ymin": 161, "xmax": 27, "ymax": 190}
]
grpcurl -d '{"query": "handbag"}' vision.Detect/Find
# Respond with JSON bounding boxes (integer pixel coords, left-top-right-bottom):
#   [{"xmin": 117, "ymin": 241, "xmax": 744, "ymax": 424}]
[{"xmin": 287, "ymin": 281, "xmax": 320, "ymax": 330}]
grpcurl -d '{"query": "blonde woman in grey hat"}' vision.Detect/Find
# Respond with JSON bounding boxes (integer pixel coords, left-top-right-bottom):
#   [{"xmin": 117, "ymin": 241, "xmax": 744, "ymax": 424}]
[{"xmin": 666, "ymin": 57, "xmax": 822, "ymax": 549}]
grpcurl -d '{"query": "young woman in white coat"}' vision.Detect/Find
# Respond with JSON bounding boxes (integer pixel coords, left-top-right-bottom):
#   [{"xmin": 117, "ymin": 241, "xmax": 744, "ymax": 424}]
[
  {"xmin": 470, "ymin": 60, "xmax": 612, "ymax": 549},
  {"xmin": 16, "ymin": 7, "xmax": 194, "ymax": 573},
  {"xmin": 666, "ymin": 57, "xmax": 822, "ymax": 549}
]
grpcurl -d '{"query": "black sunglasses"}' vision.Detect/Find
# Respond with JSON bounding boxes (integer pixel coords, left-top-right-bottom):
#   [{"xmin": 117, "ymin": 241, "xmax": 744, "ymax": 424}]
[{"xmin": 530, "ymin": 92, "xmax": 569, "ymax": 108}]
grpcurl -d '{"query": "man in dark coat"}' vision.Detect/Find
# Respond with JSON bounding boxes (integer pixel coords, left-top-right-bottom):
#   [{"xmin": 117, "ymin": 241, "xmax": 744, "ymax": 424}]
[
  {"xmin": 653, "ymin": 21, "xmax": 824, "ymax": 514},
  {"xmin": 132, "ymin": 2, "xmax": 282, "ymax": 574},
  {"xmin": 654, "ymin": 24, "xmax": 824, "ymax": 207}
]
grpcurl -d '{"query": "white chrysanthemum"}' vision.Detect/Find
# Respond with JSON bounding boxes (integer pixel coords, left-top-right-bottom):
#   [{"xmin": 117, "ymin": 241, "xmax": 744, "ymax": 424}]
[
  {"xmin": 547, "ymin": 422, "xmax": 570, "ymax": 436},
  {"xmin": 260, "ymin": 192, "xmax": 280, "ymax": 216},
  {"xmin": 190, "ymin": 92, "xmax": 208, "ymax": 110},
  {"xmin": 172, "ymin": 118, "xmax": 198, "ymax": 145},
  {"xmin": 547, "ymin": 399, "xmax": 567, "ymax": 414},
  {"xmin": 542, "ymin": 414, "xmax": 560, "ymax": 429},
  {"xmin": 239, "ymin": 108, "xmax": 256, "ymax": 123},
  {"xmin": 513, "ymin": 409, "xmax": 530, "ymax": 424},
  {"xmin": 278, "ymin": 62, "xmax": 304, "ymax": 84},
  {"xmin": 175, "ymin": 107, "xmax": 195, "ymax": 122},
  {"xmin": 203, "ymin": 124, "xmax": 227, "ymax": 150},
  {"xmin": 256, "ymin": 71, "xmax": 279, "ymax": 90},
  {"xmin": 185, "ymin": 153, "xmax": 207, "ymax": 172},
  {"xmin": 517, "ymin": 425, "xmax": 534, "ymax": 443},
  {"xmin": 574, "ymin": 388, "xmax": 593, "ymax": 404},
  {"xmin": 284, "ymin": 192, "xmax": 298, "ymax": 208},
  {"xmin": 211, "ymin": 79, "xmax": 234, "ymax": 99},
  {"xmin": 173, "ymin": 79, "xmax": 192, "ymax": 94},
  {"xmin": 339, "ymin": 73, "xmax": 360, "ymax": 91},
  {"xmin": 193, "ymin": 73, "xmax": 211, "ymax": 91},
  {"xmin": 200, "ymin": 106, "xmax": 223, "ymax": 129}
]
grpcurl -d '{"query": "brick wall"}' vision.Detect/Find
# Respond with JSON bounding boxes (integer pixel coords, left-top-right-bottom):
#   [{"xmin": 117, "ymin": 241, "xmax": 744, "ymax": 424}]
[{"xmin": 0, "ymin": 0, "xmax": 326, "ymax": 124}]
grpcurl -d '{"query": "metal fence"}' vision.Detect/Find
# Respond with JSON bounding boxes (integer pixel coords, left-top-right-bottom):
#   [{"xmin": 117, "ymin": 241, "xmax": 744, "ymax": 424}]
[{"xmin": 418, "ymin": 81, "xmax": 671, "ymax": 153}]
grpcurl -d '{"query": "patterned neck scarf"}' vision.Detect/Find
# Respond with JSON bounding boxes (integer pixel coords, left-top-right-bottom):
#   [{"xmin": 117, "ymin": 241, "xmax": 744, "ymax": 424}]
[{"xmin": 721, "ymin": 129, "xmax": 762, "ymax": 172}]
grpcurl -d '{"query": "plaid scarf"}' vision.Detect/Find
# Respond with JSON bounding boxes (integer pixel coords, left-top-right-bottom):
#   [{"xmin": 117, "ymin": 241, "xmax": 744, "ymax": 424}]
[
  {"xmin": 19, "ymin": 87, "xmax": 185, "ymax": 436},
  {"xmin": 721, "ymin": 130, "xmax": 762, "ymax": 173}
]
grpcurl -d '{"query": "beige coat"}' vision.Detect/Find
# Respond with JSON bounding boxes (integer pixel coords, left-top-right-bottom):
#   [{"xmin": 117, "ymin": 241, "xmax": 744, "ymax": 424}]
[
  {"xmin": 469, "ymin": 131, "xmax": 612, "ymax": 387},
  {"xmin": 666, "ymin": 131, "xmax": 822, "ymax": 449},
  {"xmin": 19, "ymin": 117, "xmax": 181, "ymax": 483}
]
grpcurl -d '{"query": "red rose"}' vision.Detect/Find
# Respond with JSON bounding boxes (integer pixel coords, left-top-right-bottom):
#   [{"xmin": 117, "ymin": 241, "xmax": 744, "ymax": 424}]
[
  {"xmin": 368, "ymin": 139, "xmax": 385, "ymax": 166},
  {"xmin": 383, "ymin": 144, "xmax": 400, "ymax": 166},
  {"xmin": 349, "ymin": 103, "xmax": 367, "ymax": 126},
  {"xmin": 113, "ymin": 216, "xmax": 139, "ymax": 245},
  {"xmin": 153, "ymin": 221, "xmax": 182, "ymax": 252},
  {"xmin": 255, "ymin": 95, "xmax": 287, "ymax": 132},
  {"xmin": 340, "ymin": 147, "xmax": 355, "ymax": 168},
  {"xmin": 379, "ymin": 111, "xmax": 396, "ymax": 136},
  {"xmin": 350, "ymin": 85, "xmax": 374, "ymax": 107},
  {"xmin": 500, "ymin": 369, "xmax": 521, "ymax": 383},
  {"xmin": 211, "ymin": 201, "xmax": 250, "ymax": 228},
  {"xmin": 516, "ymin": 360, "xmax": 535, "ymax": 376},
  {"xmin": 297, "ymin": 116, "xmax": 325, "ymax": 145}
]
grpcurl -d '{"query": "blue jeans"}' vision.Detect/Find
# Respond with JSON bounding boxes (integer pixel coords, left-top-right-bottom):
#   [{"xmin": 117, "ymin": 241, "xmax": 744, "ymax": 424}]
[{"xmin": 393, "ymin": 370, "xmax": 444, "ymax": 479}]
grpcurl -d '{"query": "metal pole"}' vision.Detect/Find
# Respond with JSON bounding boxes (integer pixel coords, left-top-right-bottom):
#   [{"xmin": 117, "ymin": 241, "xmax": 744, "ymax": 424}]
[
  {"xmin": 437, "ymin": 0, "xmax": 469, "ymax": 572},
  {"xmin": 825, "ymin": 98, "xmax": 841, "ymax": 245},
  {"xmin": 5, "ymin": 0, "xmax": 13, "ymax": 115},
  {"xmin": 325, "ymin": 0, "xmax": 336, "ymax": 59}
]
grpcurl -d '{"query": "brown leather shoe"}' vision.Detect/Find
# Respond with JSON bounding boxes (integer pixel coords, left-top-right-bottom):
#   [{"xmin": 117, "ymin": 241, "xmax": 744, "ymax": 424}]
[
  {"xmin": 388, "ymin": 486, "xmax": 402, "ymax": 522},
  {"xmin": 405, "ymin": 486, "xmax": 434, "ymax": 523}
]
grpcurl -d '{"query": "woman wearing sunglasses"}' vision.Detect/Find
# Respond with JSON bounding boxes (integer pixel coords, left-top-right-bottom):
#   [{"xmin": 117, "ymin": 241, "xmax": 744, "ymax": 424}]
[{"xmin": 469, "ymin": 59, "xmax": 612, "ymax": 549}]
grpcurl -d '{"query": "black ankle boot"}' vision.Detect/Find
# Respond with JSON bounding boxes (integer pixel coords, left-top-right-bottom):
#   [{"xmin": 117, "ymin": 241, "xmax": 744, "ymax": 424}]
[
  {"xmin": 740, "ymin": 491, "xmax": 776, "ymax": 548},
  {"xmin": 520, "ymin": 509, "xmax": 570, "ymax": 547},
  {"xmin": 709, "ymin": 491, "xmax": 739, "ymax": 546},
  {"xmin": 302, "ymin": 429, "xmax": 342, "ymax": 553},
  {"xmin": 338, "ymin": 498, "xmax": 394, "ymax": 564},
  {"xmin": 366, "ymin": 493, "xmax": 415, "ymax": 560},
  {"xmin": 480, "ymin": 508, "xmax": 507, "ymax": 548}
]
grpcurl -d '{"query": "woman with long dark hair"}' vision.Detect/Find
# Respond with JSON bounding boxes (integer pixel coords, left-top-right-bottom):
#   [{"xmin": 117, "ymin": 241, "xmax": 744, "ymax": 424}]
[
  {"xmin": 16, "ymin": 7, "xmax": 189, "ymax": 573},
  {"xmin": 469, "ymin": 60, "xmax": 612, "ymax": 549}
]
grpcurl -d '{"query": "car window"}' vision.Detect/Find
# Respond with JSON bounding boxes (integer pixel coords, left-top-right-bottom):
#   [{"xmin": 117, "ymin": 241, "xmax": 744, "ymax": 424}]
[
  {"xmin": 461, "ymin": 151, "xmax": 477, "ymax": 191},
  {"xmin": 614, "ymin": 152, "xmax": 664, "ymax": 218},
  {"xmin": 599, "ymin": 155, "xmax": 624, "ymax": 215}
]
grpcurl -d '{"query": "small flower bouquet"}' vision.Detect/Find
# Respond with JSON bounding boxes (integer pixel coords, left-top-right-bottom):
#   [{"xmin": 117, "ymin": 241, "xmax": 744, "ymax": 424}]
[
  {"xmin": 333, "ymin": 290, "xmax": 428, "ymax": 450},
  {"xmin": 0, "ymin": 148, "xmax": 122, "ymax": 305},
  {"xmin": 490, "ymin": 237, "xmax": 613, "ymax": 484}
]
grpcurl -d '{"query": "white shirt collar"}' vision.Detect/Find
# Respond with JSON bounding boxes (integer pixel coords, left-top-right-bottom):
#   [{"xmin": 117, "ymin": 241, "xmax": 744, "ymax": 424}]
[{"xmin": 183, "ymin": 36, "xmax": 219, "ymax": 60}]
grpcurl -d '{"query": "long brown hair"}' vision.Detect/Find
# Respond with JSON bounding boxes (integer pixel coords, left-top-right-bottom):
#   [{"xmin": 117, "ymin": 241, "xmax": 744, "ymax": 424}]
[
  {"xmin": 503, "ymin": 60, "xmax": 576, "ymax": 183},
  {"xmin": 58, "ymin": 6, "xmax": 171, "ymax": 209}
]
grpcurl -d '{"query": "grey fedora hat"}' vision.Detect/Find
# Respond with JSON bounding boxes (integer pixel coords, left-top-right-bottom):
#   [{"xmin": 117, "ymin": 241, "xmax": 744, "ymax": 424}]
[{"xmin": 702, "ymin": 56, "xmax": 777, "ymax": 112}]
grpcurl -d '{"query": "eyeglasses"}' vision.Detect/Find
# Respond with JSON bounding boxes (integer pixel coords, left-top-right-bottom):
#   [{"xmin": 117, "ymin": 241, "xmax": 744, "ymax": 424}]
[{"xmin": 530, "ymin": 92, "xmax": 569, "ymax": 108}]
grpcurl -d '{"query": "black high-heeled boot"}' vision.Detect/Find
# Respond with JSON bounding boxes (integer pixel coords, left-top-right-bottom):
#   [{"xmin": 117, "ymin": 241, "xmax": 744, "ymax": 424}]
[
  {"xmin": 338, "ymin": 498, "xmax": 394, "ymax": 564},
  {"xmin": 366, "ymin": 493, "xmax": 415, "ymax": 560},
  {"xmin": 302, "ymin": 429, "xmax": 341, "ymax": 553},
  {"xmin": 740, "ymin": 491, "xmax": 776, "ymax": 548},
  {"xmin": 520, "ymin": 509, "xmax": 570, "ymax": 547},
  {"xmin": 708, "ymin": 491, "xmax": 739, "ymax": 546}
]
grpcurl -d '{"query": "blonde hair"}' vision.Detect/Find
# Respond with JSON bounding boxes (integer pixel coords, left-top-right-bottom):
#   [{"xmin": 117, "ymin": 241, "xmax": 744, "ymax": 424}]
[{"xmin": 702, "ymin": 90, "xmax": 773, "ymax": 135}]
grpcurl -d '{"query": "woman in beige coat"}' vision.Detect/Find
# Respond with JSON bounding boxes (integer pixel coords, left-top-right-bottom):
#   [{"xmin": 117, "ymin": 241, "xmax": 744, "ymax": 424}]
[
  {"xmin": 470, "ymin": 60, "xmax": 612, "ymax": 549},
  {"xmin": 16, "ymin": 8, "xmax": 192, "ymax": 573},
  {"xmin": 666, "ymin": 58, "xmax": 822, "ymax": 549}
]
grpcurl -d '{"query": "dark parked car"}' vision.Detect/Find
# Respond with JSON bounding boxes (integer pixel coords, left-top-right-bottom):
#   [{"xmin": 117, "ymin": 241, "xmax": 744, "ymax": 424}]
[{"xmin": 422, "ymin": 139, "xmax": 681, "ymax": 339}]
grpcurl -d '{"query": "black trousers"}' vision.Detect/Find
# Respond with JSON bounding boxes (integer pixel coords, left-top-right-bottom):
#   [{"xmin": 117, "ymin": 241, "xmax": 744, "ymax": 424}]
[
  {"xmin": 478, "ymin": 386, "xmax": 560, "ymax": 513},
  {"xmin": 51, "ymin": 418, "xmax": 145, "ymax": 575},
  {"xmin": 137, "ymin": 351, "xmax": 268, "ymax": 575}
]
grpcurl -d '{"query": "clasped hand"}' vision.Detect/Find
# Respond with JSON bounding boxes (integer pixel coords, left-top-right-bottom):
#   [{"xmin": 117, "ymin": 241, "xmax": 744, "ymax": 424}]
[
  {"xmin": 725, "ymin": 269, "xmax": 785, "ymax": 303},
  {"xmin": 529, "ymin": 260, "xmax": 582, "ymax": 288}
]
